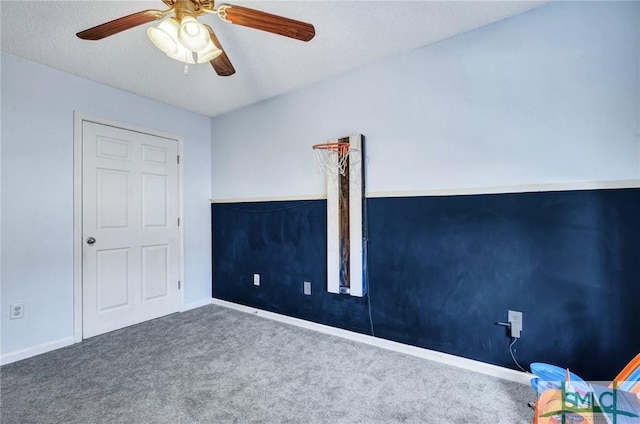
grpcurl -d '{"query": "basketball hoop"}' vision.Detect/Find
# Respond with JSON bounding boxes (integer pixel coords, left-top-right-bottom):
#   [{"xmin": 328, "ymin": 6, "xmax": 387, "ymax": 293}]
[{"xmin": 312, "ymin": 141, "xmax": 356, "ymax": 177}]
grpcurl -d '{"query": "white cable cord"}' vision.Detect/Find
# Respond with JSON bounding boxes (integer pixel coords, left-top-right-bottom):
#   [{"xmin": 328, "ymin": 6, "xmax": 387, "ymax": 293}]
[{"xmin": 509, "ymin": 337, "xmax": 529, "ymax": 373}]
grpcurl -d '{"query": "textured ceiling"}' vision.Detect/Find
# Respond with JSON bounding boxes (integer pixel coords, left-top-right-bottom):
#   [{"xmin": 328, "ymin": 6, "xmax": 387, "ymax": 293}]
[{"xmin": 1, "ymin": 1, "xmax": 547, "ymax": 117}]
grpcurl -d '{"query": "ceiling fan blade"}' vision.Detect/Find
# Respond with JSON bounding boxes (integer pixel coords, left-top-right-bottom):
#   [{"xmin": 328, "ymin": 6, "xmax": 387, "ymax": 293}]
[
  {"xmin": 205, "ymin": 25, "xmax": 235, "ymax": 76},
  {"xmin": 76, "ymin": 9, "xmax": 168, "ymax": 40},
  {"xmin": 218, "ymin": 4, "xmax": 315, "ymax": 42}
]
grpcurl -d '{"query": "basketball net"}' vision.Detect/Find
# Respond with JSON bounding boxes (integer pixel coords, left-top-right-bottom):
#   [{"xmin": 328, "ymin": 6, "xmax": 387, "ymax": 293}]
[{"xmin": 312, "ymin": 141, "xmax": 356, "ymax": 177}]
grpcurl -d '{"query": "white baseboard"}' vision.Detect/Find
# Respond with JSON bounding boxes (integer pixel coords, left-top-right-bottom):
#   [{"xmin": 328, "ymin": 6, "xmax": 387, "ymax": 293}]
[
  {"xmin": 2, "ymin": 299, "xmax": 533, "ymax": 386},
  {"xmin": 184, "ymin": 298, "xmax": 213, "ymax": 311},
  {"xmin": 211, "ymin": 298, "xmax": 531, "ymax": 385},
  {"xmin": 0, "ymin": 336, "xmax": 75, "ymax": 366}
]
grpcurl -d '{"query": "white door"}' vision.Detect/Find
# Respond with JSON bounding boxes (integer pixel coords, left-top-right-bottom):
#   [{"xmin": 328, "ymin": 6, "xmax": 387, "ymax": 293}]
[{"xmin": 82, "ymin": 121, "xmax": 180, "ymax": 338}]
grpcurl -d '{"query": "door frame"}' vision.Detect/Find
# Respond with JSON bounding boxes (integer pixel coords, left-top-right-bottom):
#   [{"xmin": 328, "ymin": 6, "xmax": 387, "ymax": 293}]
[{"xmin": 73, "ymin": 112, "xmax": 185, "ymax": 343}]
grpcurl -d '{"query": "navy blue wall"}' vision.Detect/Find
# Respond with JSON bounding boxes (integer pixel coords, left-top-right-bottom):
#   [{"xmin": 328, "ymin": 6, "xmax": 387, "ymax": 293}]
[{"xmin": 212, "ymin": 189, "xmax": 640, "ymax": 380}]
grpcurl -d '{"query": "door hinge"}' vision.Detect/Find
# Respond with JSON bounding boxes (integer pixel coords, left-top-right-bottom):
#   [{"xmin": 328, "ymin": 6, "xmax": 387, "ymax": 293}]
[
  {"xmin": 177, "ymin": 218, "xmax": 180, "ymax": 227},
  {"xmin": 177, "ymin": 155, "xmax": 180, "ymax": 164},
  {"xmin": 178, "ymin": 280, "xmax": 181, "ymax": 290}
]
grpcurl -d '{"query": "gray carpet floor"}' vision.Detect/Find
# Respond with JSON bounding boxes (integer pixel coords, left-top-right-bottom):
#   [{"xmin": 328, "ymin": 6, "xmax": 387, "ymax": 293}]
[{"xmin": 1, "ymin": 304, "xmax": 535, "ymax": 423}]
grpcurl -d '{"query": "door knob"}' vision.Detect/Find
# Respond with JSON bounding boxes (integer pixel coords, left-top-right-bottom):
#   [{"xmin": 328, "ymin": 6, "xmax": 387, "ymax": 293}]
[{"xmin": 86, "ymin": 237, "xmax": 96, "ymax": 245}]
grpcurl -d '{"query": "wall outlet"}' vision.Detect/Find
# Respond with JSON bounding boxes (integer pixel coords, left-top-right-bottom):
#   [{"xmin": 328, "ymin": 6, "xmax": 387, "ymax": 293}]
[
  {"xmin": 303, "ymin": 281, "xmax": 312, "ymax": 295},
  {"xmin": 253, "ymin": 274, "xmax": 260, "ymax": 286},
  {"xmin": 508, "ymin": 310, "xmax": 523, "ymax": 338},
  {"xmin": 10, "ymin": 303, "xmax": 24, "ymax": 320}
]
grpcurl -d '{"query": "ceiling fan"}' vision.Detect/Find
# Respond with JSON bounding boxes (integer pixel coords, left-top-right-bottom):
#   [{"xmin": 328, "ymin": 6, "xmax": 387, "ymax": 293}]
[{"xmin": 76, "ymin": 0, "xmax": 316, "ymax": 77}]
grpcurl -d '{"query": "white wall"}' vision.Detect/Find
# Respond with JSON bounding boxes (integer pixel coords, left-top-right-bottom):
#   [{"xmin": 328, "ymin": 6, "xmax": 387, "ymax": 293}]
[
  {"xmin": 1, "ymin": 53, "xmax": 212, "ymax": 359},
  {"xmin": 211, "ymin": 1, "xmax": 639, "ymax": 201}
]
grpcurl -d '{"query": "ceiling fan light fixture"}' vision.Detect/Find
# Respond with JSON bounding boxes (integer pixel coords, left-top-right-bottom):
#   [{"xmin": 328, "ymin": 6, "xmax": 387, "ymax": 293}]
[
  {"xmin": 77, "ymin": 2, "xmax": 315, "ymax": 78},
  {"xmin": 166, "ymin": 45, "xmax": 197, "ymax": 65},
  {"xmin": 147, "ymin": 17, "xmax": 181, "ymax": 55},
  {"xmin": 178, "ymin": 16, "xmax": 210, "ymax": 52},
  {"xmin": 194, "ymin": 40, "xmax": 223, "ymax": 63}
]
